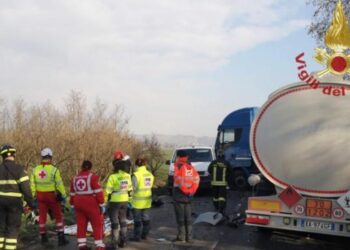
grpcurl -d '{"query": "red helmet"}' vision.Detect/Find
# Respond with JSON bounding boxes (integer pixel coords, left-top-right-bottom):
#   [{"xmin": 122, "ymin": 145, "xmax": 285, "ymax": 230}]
[{"xmin": 113, "ymin": 150, "xmax": 124, "ymax": 160}]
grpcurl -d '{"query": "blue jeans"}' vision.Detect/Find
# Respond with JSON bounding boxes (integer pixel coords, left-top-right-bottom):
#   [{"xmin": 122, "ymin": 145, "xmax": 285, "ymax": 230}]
[{"xmin": 132, "ymin": 208, "xmax": 150, "ymax": 239}]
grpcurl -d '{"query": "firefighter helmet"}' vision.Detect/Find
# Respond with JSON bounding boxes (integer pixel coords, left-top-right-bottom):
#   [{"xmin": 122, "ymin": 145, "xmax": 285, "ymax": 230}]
[
  {"xmin": 113, "ymin": 150, "xmax": 124, "ymax": 160},
  {"xmin": 0, "ymin": 144, "xmax": 16, "ymax": 158},
  {"xmin": 41, "ymin": 147, "xmax": 53, "ymax": 158}
]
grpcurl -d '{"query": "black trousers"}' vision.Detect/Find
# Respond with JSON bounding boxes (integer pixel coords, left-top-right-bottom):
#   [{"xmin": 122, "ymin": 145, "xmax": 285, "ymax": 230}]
[
  {"xmin": 0, "ymin": 197, "xmax": 22, "ymax": 250},
  {"xmin": 212, "ymin": 185, "xmax": 227, "ymax": 213}
]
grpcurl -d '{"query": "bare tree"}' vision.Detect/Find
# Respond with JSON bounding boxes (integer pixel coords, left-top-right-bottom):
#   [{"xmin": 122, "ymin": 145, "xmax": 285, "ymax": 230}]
[
  {"xmin": 142, "ymin": 134, "xmax": 165, "ymax": 177},
  {"xmin": 0, "ymin": 92, "xmax": 158, "ymax": 188}
]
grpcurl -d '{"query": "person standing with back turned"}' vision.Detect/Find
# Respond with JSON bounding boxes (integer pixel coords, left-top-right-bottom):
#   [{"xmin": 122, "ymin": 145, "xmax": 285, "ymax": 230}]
[
  {"xmin": 30, "ymin": 147, "xmax": 69, "ymax": 246},
  {"xmin": 131, "ymin": 156, "xmax": 154, "ymax": 241},
  {"xmin": 105, "ymin": 150, "xmax": 133, "ymax": 249},
  {"xmin": 207, "ymin": 149, "xmax": 230, "ymax": 215},
  {"xmin": 0, "ymin": 144, "xmax": 34, "ymax": 250},
  {"xmin": 70, "ymin": 160, "xmax": 105, "ymax": 250},
  {"xmin": 172, "ymin": 150, "xmax": 200, "ymax": 243}
]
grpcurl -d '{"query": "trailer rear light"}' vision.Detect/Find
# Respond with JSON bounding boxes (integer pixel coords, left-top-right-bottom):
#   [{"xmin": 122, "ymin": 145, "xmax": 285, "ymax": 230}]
[
  {"xmin": 248, "ymin": 198, "xmax": 281, "ymax": 212},
  {"xmin": 246, "ymin": 215, "xmax": 270, "ymax": 225}
]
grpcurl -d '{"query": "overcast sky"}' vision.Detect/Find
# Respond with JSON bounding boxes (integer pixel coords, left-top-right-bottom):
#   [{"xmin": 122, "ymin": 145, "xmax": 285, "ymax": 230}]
[{"xmin": 0, "ymin": 0, "xmax": 320, "ymax": 137}]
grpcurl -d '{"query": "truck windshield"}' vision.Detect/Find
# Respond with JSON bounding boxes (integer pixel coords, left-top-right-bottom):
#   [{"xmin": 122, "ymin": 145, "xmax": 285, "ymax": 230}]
[
  {"xmin": 173, "ymin": 149, "xmax": 213, "ymax": 162},
  {"xmin": 219, "ymin": 128, "xmax": 242, "ymax": 144}
]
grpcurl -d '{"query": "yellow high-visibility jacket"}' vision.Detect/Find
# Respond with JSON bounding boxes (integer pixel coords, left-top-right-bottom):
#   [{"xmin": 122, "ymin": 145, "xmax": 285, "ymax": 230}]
[
  {"xmin": 105, "ymin": 170, "xmax": 132, "ymax": 203},
  {"xmin": 30, "ymin": 164, "xmax": 66, "ymax": 198},
  {"xmin": 131, "ymin": 166, "xmax": 154, "ymax": 209}
]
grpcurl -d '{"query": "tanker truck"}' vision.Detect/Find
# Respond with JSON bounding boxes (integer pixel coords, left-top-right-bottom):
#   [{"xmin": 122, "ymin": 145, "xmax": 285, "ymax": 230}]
[
  {"xmin": 245, "ymin": 1, "xmax": 350, "ymax": 237},
  {"xmin": 245, "ymin": 74, "xmax": 350, "ymax": 237}
]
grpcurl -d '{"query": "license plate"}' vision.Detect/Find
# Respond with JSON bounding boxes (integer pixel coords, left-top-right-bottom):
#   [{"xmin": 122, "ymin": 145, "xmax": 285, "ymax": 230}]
[{"xmin": 301, "ymin": 220, "xmax": 334, "ymax": 231}]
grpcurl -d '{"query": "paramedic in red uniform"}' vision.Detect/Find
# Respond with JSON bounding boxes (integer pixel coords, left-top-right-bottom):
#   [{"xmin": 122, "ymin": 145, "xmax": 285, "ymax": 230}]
[
  {"xmin": 30, "ymin": 147, "xmax": 69, "ymax": 246},
  {"xmin": 70, "ymin": 160, "xmax": 105, "ymax": 250}
]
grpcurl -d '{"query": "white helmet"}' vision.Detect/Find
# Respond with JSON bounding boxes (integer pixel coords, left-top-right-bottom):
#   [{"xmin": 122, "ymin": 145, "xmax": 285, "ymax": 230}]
[{"xmin": 41, "ymin": 147, "xmax": 53, "ymax": 158}]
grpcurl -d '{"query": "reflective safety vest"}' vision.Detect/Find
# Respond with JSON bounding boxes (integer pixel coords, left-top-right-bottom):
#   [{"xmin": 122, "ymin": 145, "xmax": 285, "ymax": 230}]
[
  {"xmin": 174, "ymin": 162, "xmax": 200, "ymax": 196},
  {"xmin": 131, "ymin": 166, "xmax": 154, "ymax": 209},
  {"xmin": 105, "ymin": 170, "xmax": 132, "ymax": 202},
  {"xmin": 30, "ymin": 164, "xmax": 66, "ymax": 197},
  {"xmin": 72, "ymin": 173, "xmax": 102, "ymax": 195},
  {"xmin": 211, "ymin": 162, "xmax": 228, "ymax": 186}
]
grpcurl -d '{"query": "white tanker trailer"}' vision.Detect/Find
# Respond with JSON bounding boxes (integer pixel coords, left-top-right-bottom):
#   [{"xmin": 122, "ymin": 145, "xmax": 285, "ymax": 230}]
[{"xmin": 245, "ymin": 1, "xmax": 350, "ymax": 237}]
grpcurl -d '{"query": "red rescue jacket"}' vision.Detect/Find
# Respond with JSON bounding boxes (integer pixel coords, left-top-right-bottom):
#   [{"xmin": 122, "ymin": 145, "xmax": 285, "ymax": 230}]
[
  {"xmin": 173, "ymin": 158, "xmax": 200, "ymax": 196},
  {"xmin": 69, "ymin": 170, "xmax": 104, "ymax": 208}
]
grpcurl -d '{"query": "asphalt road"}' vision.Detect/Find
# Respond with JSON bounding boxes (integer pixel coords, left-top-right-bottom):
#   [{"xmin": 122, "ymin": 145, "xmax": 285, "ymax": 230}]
[{"xmin": 24, "ymin": 190, "xmax": 350, "ymax": 250}]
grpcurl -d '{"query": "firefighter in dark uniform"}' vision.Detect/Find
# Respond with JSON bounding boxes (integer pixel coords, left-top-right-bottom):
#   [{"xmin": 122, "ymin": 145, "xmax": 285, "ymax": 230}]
[
  {"xmin": 0, "ymin": 144, "xmax": 34, "ymax": 250},
  {"xmin": 208, "ymin": 149, "xmax": 231, "ymax": 214}
]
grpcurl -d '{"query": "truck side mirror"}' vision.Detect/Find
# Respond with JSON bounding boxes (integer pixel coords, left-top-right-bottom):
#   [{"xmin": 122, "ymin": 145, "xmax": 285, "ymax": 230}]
[{"xmin": 165, "ymin": 160, "xmax": 170, "ymax": 165}]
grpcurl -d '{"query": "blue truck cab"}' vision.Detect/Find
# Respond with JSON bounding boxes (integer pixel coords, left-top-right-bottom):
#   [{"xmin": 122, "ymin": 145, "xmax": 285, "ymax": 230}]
[{"xmin": 215, "ymin": 107, "xmax": 259, "ymax": 189}]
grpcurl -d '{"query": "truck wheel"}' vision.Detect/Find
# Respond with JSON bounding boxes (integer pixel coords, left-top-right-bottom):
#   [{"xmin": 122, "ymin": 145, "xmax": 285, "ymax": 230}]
[{"xmin": 231, "ymin": 170, "xmax": 248, "ymax": 190}]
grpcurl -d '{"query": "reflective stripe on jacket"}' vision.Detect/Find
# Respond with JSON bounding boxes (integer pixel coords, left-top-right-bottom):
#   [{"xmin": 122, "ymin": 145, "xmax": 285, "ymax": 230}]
[
  {"xmin": 105, "ymin": 170, "xmax": 132, "ymax": 203},
  {"xmin": 173, "ymin": 161, "xmax": 200, "ymax": 196},
  {"xmin": 211, "ymin": 162, "xmax": 227, "ymax": 186},
  {"xmin": 69, "ymin": 170, "xmax": 104, "ymax": 207},
  {"xmin": 131, "ymin": 166, "xmax": 154, "ymax": 209},
  {"xmin": 0, "ymin": 160, "xmax": 33, "ymax": 205},
  {"xmin": 72, "ymin": 173, "xmax": 103, "ymax": 195}
]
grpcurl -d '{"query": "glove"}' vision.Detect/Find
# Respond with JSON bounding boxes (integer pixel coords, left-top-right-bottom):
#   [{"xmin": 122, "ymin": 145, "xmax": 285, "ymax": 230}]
[
  {"xmin": 100, "ymin": 205, "xmax": 107, "ymax": 215},
  {"xmin": 32, "ymin": 199, "xmax": 38, "ymax": 210},
  {"xmin": 127, "ymin": 202, "xmax": 133, "ymax": 209},
  {"xmin": 71, "ymin": 207, "xmax": 76, "ymax": 216},
  {"xmin": 56, "ymin": 192, "xmax": 64, "ymax": 202},
  {"xmin": 60, "ymin": 197, "xmax": 66, "ymax": 205}
]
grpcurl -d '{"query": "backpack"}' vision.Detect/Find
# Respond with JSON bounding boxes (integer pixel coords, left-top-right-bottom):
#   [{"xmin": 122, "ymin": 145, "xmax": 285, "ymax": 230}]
[{"xmin": 174, "ymin": 162, "xmax": 200, "ymax": 196}]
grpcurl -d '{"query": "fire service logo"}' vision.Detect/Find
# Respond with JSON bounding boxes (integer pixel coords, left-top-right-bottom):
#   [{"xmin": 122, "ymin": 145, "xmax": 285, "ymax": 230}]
[{"xmin": 295, "ymin": 1, "xmax": 350, "ymax": 97}]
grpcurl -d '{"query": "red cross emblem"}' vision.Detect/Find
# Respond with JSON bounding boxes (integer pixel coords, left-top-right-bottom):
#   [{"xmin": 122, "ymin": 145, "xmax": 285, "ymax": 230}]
[
  {"xmin": 38, "ymin": 170, "xmax": 47, "ymax": 179},
  {"xmin": 76, "ymin": 179, "xmax": 87, "ymax": 191}
]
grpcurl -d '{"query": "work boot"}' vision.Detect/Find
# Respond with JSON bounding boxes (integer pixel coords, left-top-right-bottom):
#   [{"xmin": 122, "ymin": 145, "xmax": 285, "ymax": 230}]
[
  {"xmin": 175, "ymin": 225, "xmax": 186, "ymax": 242},
  {"xmin": 118, "ymin": 239, "xmax": 126, "ymax": 248},
  {"xmin": 186, "ymin": 237, "xmax": 194, "ymax": 244},
  {"xmin": 41, "ymin": 233, "xmax": 48, "ymax": 244},
  {"xmin": 57, "ymin": 232, "xmax": 69, "ymax": 246},
  {"xmin": 78, "ymin": 246, "xmax": 91, "ymax": 250},
  {"xmin": 172, "ymin": 237, "xmax": 186, "ymax": 243},
  {"xmin": 129, "ymin": 237, "xmax": 141, "ymax": 242},
  {"xmin": 106, "ymin": 243, "xmax": 118, "ymax": 250}
]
